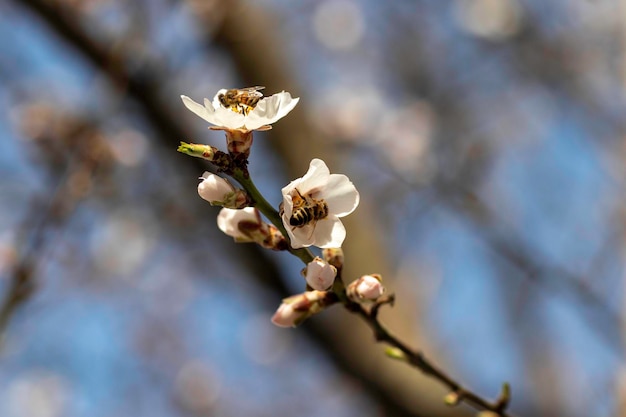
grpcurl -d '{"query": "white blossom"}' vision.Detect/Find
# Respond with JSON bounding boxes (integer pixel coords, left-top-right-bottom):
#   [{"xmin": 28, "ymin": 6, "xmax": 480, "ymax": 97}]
[
  {"xmin": 281, "ymin": 159, "xmax": 359, "ymax": 248},
  {"xmin": 181, "ymin": 90, "xmax": 299, "ymax": 132}
]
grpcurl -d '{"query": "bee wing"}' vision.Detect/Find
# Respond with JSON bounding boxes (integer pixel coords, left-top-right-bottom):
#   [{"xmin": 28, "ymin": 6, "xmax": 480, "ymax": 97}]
[{"xmin": 237, "ymin": 86, "xmax": 265, "ymax": 96}]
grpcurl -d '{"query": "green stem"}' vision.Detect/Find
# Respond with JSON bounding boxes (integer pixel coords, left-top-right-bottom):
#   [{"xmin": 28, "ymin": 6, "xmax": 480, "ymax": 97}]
[{"xmin": 232, "ymin": 169, "xmax": 315, "ymax": 264}]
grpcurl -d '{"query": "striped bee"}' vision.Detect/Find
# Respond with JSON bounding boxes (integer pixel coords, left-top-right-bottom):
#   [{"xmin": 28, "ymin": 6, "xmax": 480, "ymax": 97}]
[
  {"xmin": 289, "ymin": 189, "xmax": 329, "ymax": 228},
  {"xmin": 218, "ymin": 86, "xmax": 265, "ymax": 114}
]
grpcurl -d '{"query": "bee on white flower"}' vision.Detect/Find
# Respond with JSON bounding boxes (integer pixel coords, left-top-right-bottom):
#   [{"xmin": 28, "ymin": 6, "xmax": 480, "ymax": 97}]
[
  {"xmin": 181, "ymin": 88, "xmax": 299, "ymax": 132},
  {"xmin": 281, "ymin": 159, "xmax": 360, "ymax": 249}
]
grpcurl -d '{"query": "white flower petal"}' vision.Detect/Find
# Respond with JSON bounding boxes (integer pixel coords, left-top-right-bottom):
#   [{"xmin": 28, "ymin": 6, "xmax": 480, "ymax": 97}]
[
  {"xmin": 285, "ymin": 222, "xmax": 315, "ymax": 249},
  {"xmin": 247, "ymin": 92, "xmax": 299, "ymax": 129},
  {"xmin": 312, "ymin": 216, "xmax": 346, "ymax": 248},
  {"xmin": 322, "ymin": 174, "xmax": 360, "ymax": 216},
  {"xmin": 181, "ymin": 95, "xmax": 219, "ymax": 125},
  {"xmin": 271, "ymin": 92, "xmax": 299, "ymax": 121},
  {"xmin": 249, "ymin": 94, "xmax": 280, "ymax": 120},
  {"xmin": 298, "ymin": 159, "xmax": 331, "ymax": 195},
  {"xmin": 205, "ymin": 98, "xmax": 246, "ymax": 129},
  {"xmin": 244, "ymin": 114, "xmax": 271, "ymax": 131}
]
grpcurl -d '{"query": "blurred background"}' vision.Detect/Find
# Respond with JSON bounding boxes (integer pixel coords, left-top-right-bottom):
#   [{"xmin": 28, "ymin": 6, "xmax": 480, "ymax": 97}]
[{"xmin": 0, "ymin": 0, "xmax": 624, "ymax": 416}]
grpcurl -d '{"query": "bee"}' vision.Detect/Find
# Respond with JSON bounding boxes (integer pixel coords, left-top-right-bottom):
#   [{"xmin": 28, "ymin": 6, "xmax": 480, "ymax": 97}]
[
  {"xmin": 218, "ymin": 86, "xmax": 265, "ymax": 114},
  {"xmin": 289, "ymin": 189, "xmax": 329, "ymax": 228}
]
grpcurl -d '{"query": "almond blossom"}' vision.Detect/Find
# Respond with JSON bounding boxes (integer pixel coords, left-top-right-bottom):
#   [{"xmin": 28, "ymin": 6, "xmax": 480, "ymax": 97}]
[
  {"xmin": 181, "ymin": 89, "xmax": 299, "ymax": 132},
  {"xmin": 281, "ymin": 159, "xmax": 360, "ymax": 248}
]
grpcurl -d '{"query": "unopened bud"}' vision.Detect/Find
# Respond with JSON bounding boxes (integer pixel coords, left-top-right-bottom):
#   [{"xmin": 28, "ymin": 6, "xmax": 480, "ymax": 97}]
[
  {"xmin": 217, "ymin": 208, "xmax": 287, "ymax": 250},
  {"xmin": 178, "ymin": 142, "xmax": 232, "ymax": 171},
  {"xmin": 322, "ymin": 247, "xmax": 344, "ymax": 269},
  {"xmin": 303, "ymin": 257, "xmax": 337, "ymax": 290},
  {"xmin": 271, "ymin": 290, "xmax": 336, "ymax": 328},
  {"xmin": 217, "ymin": 207, "xmax": 265, "ymax": 243},
  {"xmin": 178, "ymin": 142, "xmax": 219, "ymax": 160},
  {"xmin": 347, "ymin": 274, "xmax": 385, "ymax": 301},
  {"xmin": 198, "ymin": 172, "xmax": 233, "ymax": 202}
]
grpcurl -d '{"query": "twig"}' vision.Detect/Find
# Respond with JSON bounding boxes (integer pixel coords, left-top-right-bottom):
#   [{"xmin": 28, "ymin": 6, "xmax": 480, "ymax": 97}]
[{"xmin": 230, "ymin": 165, "xmax": 516, "ymax": 416}]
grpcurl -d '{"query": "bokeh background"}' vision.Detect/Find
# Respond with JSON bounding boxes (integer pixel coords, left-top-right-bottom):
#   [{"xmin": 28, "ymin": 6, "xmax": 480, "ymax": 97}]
[{"xmin": 0, "ymin": 0, "xmax": 624, "ymax": 416}]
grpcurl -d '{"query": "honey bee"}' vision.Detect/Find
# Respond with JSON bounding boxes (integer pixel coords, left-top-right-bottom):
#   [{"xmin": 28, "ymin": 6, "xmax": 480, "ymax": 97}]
[
  {"xmin": 289, "ymin": 189, "xmax": 329, "ymax": 228},
  {"xmin": 218, "ymin": 86, "xmax": 265, "ymax": 114}
]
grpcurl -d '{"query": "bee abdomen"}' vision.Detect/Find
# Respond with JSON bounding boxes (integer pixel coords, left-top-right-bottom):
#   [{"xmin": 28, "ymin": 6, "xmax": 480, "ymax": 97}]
[
  {"xmin": 313, "ymin": 202, "xmax": 329, "ymax": 220},
  {"xmin": 290, "ymin": 208, "xmax": 312, "ymax": 227},
  {"xmin": 289, "ymin": 201, "xmax": 329, "ymax": 228}
]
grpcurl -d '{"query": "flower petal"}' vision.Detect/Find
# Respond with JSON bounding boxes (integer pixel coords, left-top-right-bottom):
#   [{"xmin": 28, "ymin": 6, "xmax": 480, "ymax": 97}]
[
  {"xmin": 285, "ymin": 222, "xmax": 315, "ymax": 248},
  {"xmin": 271, "ymin": 92, "xmax": 299, "ymax": 121},
  {"xmin": 205, "ymin": 98, "xmax": 246, "ymax": 129},
  {"xmin": 321, "ymin": 174, "xmax": 360, "ymax": 217},
  {"xmin": 298, "ymin": 159, "xmax": 331, "ymax": 195},
  {"xmin": 181, "ymin": 95, "xmax": 220, "ymax": 125},
  {"xmin": 246, "ymin": 92, "xmax": 299, "ymax": 130},
  {"xmin": 312, "ymin": 216, "xmax": 346, "ymax": 248}
]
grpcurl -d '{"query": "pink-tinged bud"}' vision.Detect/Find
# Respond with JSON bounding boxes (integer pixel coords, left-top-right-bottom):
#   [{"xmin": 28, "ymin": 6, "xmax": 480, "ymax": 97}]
[
  {"xmin": 198, "ymin": 172, "xmax": 235, "ymax": 205},
  {"xmin": 271, "ymin": 302, "xmax": 299, "ymax": 328},
  {"xmin": 303, "ymin": 257, "xmax": 337, "ymax": 290},
  {"xmin": 347, "ymin": 274, "xmax": 385, "ymax": 301},
  {"xmin": 271, "ymin": 290, "xmax": 337, "ymax": 328}
]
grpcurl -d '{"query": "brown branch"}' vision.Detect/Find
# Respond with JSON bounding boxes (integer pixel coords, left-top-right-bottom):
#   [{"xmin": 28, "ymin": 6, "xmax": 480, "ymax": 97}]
[{"xmin": 348, "ymin": 301, "xmax": 514, "ymax": 417}]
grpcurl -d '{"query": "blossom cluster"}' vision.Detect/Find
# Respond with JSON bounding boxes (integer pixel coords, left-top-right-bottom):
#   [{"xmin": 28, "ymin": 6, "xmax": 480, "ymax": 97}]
[{"xmin": 180, "ymin": 87, "xmax": 385, "ymax": 327}]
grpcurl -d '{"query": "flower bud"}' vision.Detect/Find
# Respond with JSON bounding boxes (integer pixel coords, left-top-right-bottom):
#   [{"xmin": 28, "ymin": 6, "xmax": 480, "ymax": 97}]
[
  {"xmin": 217, "ymin": 208, "xmax": 287, "ymax": 250},
  {"xmin": 271, "ymin": 290, "xmax": 336, "ymax": 328},
  {"xmin": 217, "ymin": 207, "xmax": 264, "ymax": 243},
  {"xmin": 303, "ymin": 257, "xmax": 337, "ymax": 290},
  {"xmin": 198, "ymin": 172, "xmax": 234, "ymax": 205},
  {"xmin": 347, "ymin": 274, "xmax": 385, "ymax": 301}
]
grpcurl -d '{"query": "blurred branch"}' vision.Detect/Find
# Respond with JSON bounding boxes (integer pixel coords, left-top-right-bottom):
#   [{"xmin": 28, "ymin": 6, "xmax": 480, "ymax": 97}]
[
  {"xmin": 382, "ymin": 3, "xmax": 625, "ymax": 359},
  {"xmin": 0, "ymin": 109, "xmax": 113, "ymax": 339}
]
